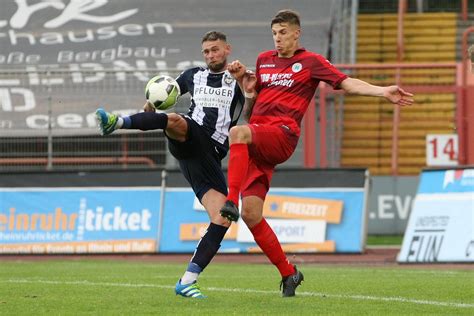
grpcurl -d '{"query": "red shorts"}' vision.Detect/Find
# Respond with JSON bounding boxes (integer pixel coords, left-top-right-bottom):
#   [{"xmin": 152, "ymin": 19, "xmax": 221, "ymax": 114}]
[{"xmin": 241, "ymin": 124, "xmax": 298, "ymax": 200}]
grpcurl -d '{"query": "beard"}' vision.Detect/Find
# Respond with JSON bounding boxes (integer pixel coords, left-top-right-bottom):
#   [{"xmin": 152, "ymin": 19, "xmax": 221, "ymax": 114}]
[{"xmin": 208, "ymin": 59, "xmax": 226, "ymax": 72}]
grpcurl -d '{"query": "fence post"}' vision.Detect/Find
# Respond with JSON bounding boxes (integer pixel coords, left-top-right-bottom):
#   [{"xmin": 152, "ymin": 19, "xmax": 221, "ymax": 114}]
[
  {"xmin": 319, "ymin": 82, "xmax": 328, "ymax": 168},
  {"xmin": 303, "ymin": 94, "xmax": 317, "ymax": 167},
  {"xmin": 349, "ymin": 0, "xmax": 359, "ymax": 64},
  {"xmin": 462, "ymin": 0, "xmax": 468, "ymax": 21},
  {"xmin": 459, "ymin": 27, "xmax": 474, "ymax": 164},
  {"xmin": 156, "ymin": 169, "xmax": 167, "ymax": 253},
  {"xmin": 46, "ymin": 68, "xmax": 53, "ymax": 171}
]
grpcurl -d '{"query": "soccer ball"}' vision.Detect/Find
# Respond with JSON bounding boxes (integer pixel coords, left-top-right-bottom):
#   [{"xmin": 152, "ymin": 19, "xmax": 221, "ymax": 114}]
[{"xmin": 145, "ymin": 75, "xmax": 180, "ymax": 110}]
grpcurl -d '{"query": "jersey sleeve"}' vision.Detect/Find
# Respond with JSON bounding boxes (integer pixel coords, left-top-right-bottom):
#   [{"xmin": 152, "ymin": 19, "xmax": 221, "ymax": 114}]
[
  {"xmin": 231, "ymin": 85, "xmax": 245, "ymax": 124},
  {"xmin": 236, "ymin": 85, "xmax": 245, "ymax": 105},
  {"xmin": 310, "ymin": 55, "xmax": 348, "ymax": 89},
  {"xmin": 254, "ymin": 56, "xmax": 262, "ymax": 93},
  {"xmin": 175, "ymin": 69, "xmax": 192, "ymax": 95}
]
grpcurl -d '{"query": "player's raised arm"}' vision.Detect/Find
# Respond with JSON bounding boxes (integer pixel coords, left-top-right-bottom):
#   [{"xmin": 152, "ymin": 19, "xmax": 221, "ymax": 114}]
[
  {"xmin": 340, "ymin": 77, "xmax": 414, "ymax": 106},
  {"xmin": 227, "ymin": 60, "xmax": 247, "ymax": 81},
  {"xmin": 227, "ymin": 61, "xmax": 257, "ymax": 121},
  {"xmin": 241, "ymin": 70, "xmax": 257, "ymax": 121}
]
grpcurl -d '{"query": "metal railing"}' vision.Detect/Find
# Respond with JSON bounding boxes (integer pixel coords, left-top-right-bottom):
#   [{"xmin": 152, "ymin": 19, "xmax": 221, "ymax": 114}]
[
  {"xmin": 1, "ymin": 61, "xmax": 469, "ymax": 175},
  {"xmin": 0, "ymin": 68, "xmax": 186, "ymax": 172},
  {"xmin": 303, "ymin": 62, "xmax": 461, "ymax": 175},
  {"xmin": 330, "ymin": 0, "xmax": 359, "ymax": 64},
  {"xmin": 359, "ymin": 0, "xmax": 473, "ymax": 14}
]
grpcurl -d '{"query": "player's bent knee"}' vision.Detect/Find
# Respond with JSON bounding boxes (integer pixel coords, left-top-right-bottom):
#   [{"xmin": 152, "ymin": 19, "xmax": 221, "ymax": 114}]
[
  {"xmin": 241, "ymin": 210, "xmax": 260, "ymax": 228},
  {"xmin": 229, "ymin": 125, "xmax": 251, "ymax": 143},
  {"xmin": 167, "ymin": 113, "xmax": 184, "ymax": 125},
  {"xmin": 165, "ymin": 114, "xmax": 187, "ymax": 140}
]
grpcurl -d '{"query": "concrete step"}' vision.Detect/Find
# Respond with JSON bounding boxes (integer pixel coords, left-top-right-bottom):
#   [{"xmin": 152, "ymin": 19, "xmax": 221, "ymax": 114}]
[
  {"xmin": 343, "ymin": 120, "xmax": 454, "ymax": 130},
  {"xmin": 342, "ymin": 147, "xmax": 426, "ymax": 157},
  {"xmin": 358, "ymin": 43, "xmax": 455, "ymax": 53},
  {"xmin": 357, "ymin": 51, "xmax": 456, "ymax": 62},
  {"xmin": 354, "ymin": 75, "xmax": 455, "ymax": 85},
  {"xmin": 342, "ymin": 129, "xmax": 453, "ymax": 139},
  {"xmin": 357, "ymin": 26, "xmax": 457, "ymax": 38},
  {"xmin": 358, "ymin": 12, "xmax": 457, "ymax": 21},
  {"xmin": 342, "ymin": 138, "xmax": 426, "ymax": 148},
  {"xmin": 340, "ymin": 156, "xmax": 426, "ymax": 166},
  {"xmin": 358, "ymin": 34, "xmax": 457, "ymax": 45},
  {"xmin": 358, "ymin": 19, "xmax": 456, "ymax": 29},
  {"xmin": 344, "ymin": 103, "xmax": 455, "ymax": 112},
  {"xmin": 344, "ymin": 94, "xmax": 455, "ymax": 104}
]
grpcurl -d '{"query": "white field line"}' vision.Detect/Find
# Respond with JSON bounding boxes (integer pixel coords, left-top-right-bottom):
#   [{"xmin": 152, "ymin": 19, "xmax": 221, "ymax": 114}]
[
  {"xmin": 3, "ymin": 279, "xmax": 473, "ymax": 309},
  {"xmin": 313, "ymin": 268, "xmax": 464, "ymax": 276}
]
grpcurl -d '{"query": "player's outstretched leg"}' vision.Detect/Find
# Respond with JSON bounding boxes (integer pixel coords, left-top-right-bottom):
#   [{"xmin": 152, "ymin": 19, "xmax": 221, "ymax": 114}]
[
  {"xmin": 219, "ymin": 200, "xmax": 239, "ymax": 222},
  {"xmin": 175, "ymin": 222, "xmax": 228, "ymax": 298},
  {"xmin": 280, "ymin": 265, "xmax": 304, "ymax": 297},
  {"xmin": 95, "ymin": 108, "xmax": 119, "ymax": 135},
  {"xmin": 175, "ymin": 279, "xmax": 206, "ymax": 298}
]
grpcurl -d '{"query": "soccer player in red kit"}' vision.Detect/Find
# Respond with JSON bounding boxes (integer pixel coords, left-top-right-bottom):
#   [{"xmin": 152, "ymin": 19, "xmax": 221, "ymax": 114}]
[{"xmin": 220, "ymin": 9, "xmax": 414, "ymax": 297}]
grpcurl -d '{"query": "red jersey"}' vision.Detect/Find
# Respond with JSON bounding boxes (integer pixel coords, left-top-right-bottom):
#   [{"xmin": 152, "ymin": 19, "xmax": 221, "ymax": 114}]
[{"xmin": 251, "ymin": 48, "xmax": 347, "ymax": 136}]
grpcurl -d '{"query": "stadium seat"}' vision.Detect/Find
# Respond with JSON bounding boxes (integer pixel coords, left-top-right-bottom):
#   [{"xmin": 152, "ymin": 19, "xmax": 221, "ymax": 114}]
[{"xmin": 340, "ymin": 11, "xmax": 458, "ymax": 175}]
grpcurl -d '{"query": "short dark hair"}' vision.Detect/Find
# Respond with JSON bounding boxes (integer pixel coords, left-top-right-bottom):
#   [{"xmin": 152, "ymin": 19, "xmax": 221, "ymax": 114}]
[
  {"xmin": 201, "ymin": 31, "xmax": 227, "ymax": 43},
  {"xmin": 271, "ymin": 9, "xmax": 301, "ymax": 27}
]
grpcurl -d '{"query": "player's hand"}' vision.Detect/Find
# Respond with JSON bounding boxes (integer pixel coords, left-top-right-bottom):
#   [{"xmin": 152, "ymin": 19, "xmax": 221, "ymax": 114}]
[
  {"xmin": 383, "ymin": 86, "xmax": 414, "ymax": 106},
  {"xmin": 143, "ymin": 101, "xmax": 156, "ymax": 112},
  {"xmin": 227, "ymin": 60, "xmax": 247, "ymax": 81},
  {"xmin": 242, "ymin": 70, "xmax": 257, "ymax": 93}
]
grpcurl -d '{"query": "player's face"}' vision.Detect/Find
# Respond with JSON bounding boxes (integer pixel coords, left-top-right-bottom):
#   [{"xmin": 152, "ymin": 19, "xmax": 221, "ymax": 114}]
[
  {"xmin": 272, "ymin": 22, "xmax": 300, "ymax": 58},
  {"xmin": 202, "ymin": 39, "xmax": 231, "ymax": 72}
]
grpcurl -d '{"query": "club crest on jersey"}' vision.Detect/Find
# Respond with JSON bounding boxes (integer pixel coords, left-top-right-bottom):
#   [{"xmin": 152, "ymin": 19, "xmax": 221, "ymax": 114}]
[
  {"xmin": 292, "ymin": 63, "xmax": 302, "ymax": 73},
  {"xmin": 224, "ymin": 73, "xmax": 235, "ymax": 85}
]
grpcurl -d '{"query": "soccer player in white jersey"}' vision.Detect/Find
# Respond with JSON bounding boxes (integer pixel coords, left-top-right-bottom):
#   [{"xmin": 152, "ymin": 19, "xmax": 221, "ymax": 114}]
[{"xmin": 96, "ymin": 31, "xmax": 244, "ymax": 298}]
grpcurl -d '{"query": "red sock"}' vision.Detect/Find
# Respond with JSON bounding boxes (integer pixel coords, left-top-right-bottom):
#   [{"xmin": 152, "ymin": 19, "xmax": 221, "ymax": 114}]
[
  {"xmin": 227, "ymin": 143, "xmax": 248, "ymax": 206},
  {"xmin": 250, "ymin": 218, "xmax": 295, "ymax": 277}
]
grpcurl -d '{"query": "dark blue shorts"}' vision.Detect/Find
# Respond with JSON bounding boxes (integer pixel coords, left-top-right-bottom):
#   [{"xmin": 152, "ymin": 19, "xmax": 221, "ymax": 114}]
[{"xmin": 167, "ymin": 117, "xmax": 228, "ymax": 201}]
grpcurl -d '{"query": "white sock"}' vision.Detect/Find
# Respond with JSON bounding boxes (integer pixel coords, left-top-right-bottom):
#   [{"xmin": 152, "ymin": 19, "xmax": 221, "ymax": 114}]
[{"xmin": 180, "ymin": 271, "xmax": 199, "ymax": 285}]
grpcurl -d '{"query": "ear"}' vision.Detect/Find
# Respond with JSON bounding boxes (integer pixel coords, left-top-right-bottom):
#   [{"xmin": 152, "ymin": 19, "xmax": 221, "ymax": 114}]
[
  {"xmin": 225, "ymin": 43, "xmax": 232, "ymax": 54},
  {"xmin": 294, "ymin": 28, "xmax": 301, "ymax": 40}
]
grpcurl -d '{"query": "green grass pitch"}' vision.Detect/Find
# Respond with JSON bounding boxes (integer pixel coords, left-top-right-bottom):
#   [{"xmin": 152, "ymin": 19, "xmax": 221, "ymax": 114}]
[{"xmin": 0, "ymin": 259, "xmax": 472, "ymax": 315}]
